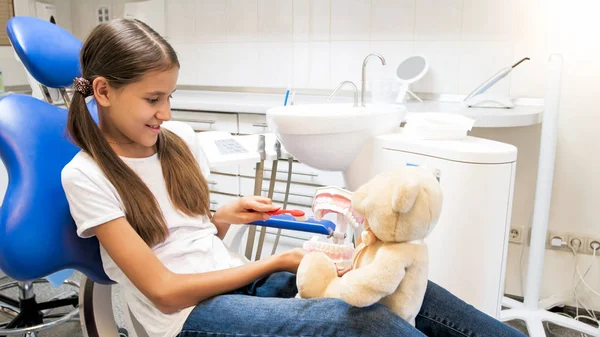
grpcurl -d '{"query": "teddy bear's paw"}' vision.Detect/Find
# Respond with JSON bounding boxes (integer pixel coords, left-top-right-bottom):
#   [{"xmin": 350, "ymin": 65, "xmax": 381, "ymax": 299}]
[{"xmin": 297, "ymin": 252, "xmax": 338, "ymax": 298}]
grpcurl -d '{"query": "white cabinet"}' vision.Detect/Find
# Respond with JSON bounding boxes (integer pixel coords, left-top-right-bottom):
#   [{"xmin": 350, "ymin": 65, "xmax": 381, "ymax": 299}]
[
  {"xmin": 238, "ymin": 113, "xmax": 269, "ymax": 135},
  {"xmin": 172, "ymin": 110, "xmax": 238, "ymax": 133},
  {"xmin": 207, "ymin": 173, "xmax": 239, "ymax": 195}
]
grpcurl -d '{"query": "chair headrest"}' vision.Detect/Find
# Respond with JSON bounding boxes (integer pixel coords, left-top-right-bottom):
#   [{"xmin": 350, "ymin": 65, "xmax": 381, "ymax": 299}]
[
  {"xmin": 7, "ymin": 16, "xmax": 83, "ymax": 89},
  {"xmin": 0, "ymin": 94, "xmax": 110, "ymax": 284}
]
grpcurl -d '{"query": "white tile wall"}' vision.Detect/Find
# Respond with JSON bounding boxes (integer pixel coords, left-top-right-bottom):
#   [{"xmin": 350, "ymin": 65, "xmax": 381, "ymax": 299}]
[
  {"xmin": 413, "ymin": 41, "xmax": 461, "ymax": 93},
  {"xmin": 258, "ymin": 0, "xmax": 293, "ymax": 42},
  {"xmin": 330, "ymin": 41, "xmax": 371, "ymax": 86},
  {"xmin": 371, "ymin": 0, "xmax": 415, "ymax": 41},
  {"xmin": 307, "ymin": 42, "xmax": 331, "ymax": 89},
  {"xmin": 166, "ymin": 0, "xmax": 195, "ymax": 44},
  {"xmin": 461, "ymin": 0, "xmax": 513, "ymax": 41},
  {"xmin": 165, "ymin": 0, "xmax": 541, "ymax": 98},
  {"xmin": 195, "ymin": 0, "xmax": 227, "ymax": 42},
  {"xmin": 226, "ymin": 0, "xmax": 258, "ymax": 42},
  {"xmin": 414, "ymin": 0, "xmax": 462, "ymax": 41},
  {"xmin": 310, "ymin": 0, "xmax": 330, "ymax": 41},
  {"xmin": 458, "ymin": 41, "xmax": 514, "ymax": 95},
  {"xmin": 330, "ymin": 0, "xmax": 371, "ymax": 41},
  {"xmin": 292, "ymin": 0, "xmax": 310, "ymax": 41},
  {"xmin": 258, "ymin": 42, "xmax": 294, "ymax": 87}
]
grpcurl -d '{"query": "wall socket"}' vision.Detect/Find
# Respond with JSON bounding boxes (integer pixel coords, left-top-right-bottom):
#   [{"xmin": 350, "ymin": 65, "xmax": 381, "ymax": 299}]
[
  {"xmin": 509, "ymin": 226, "xmax": 524, "ymax": 244},
  {"xmin": 546, "ymin": 231, "xmax": 599, "ymax": 256},
  {"xmin": 586, "ymin": 237, "xmax": 600, "ymax": 255},
  {"xmin": 546, "ymin": 231, "xmax": 570, "ymax": 252}
]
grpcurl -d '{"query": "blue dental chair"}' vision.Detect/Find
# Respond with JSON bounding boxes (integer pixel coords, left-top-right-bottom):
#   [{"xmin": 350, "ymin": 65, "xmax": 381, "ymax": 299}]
[
  {"xmin": 0, "ymin": 94, "xmax": 120, "ymax": 336},
  {"xmin": 0, "ymin": 16, "xmax": 110, "ymax": 337},
  {"xmin": 6, "ymin": 16, "xmax": 82, "ymax": 108}
]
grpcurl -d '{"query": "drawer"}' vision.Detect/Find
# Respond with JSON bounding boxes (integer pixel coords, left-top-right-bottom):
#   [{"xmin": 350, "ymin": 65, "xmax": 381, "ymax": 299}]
[
  {"xmin": 207, "ymin": 173, "xmax": 239, "ymax": 195},
  {"xmin": 239, "ymin": 161, "xmax": 346, "ymax": 187},
  {"xmin": 209, "ymin": 192, "xmax": 238, "ymax": 212},
  {"xmin": 209, "ymin": 165, "xmax": 239, "ymax": 176},
  {"xmin": 239, "ymin": 177, "xmax": 315, "ymax": 208},
  {"xmin": 172, "ymin": 110, "xmax": 238, "ymax": 133},
  {"xmin": 238, "ymin": 113, "xmax": 269, "ymax": 135}
]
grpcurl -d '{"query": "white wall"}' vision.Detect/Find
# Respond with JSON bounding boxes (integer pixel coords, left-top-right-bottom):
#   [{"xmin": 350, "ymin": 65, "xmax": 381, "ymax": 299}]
[
  {"xmin": 70, "ymin": 0, "xmax": 136, "ymax": 41},
  {"xmin": 165, "ymin": 0, "xmax": 534, "ymax": 95}
]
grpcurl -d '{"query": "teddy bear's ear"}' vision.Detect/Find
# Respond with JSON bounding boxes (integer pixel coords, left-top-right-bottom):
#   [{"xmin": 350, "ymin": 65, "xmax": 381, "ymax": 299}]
[{"xmin": 391, "ymin": 177, "xmax": 421, "ymax": 213}]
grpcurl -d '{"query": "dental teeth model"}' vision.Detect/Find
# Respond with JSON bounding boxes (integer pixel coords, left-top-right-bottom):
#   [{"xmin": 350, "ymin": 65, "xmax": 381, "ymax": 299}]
[
  {"xmin": 303, "ymin": 236, "xmax": 355, "ymax": 263},
  {"xmin": 305, "ymin": 186, "xmax": 365, "ymax": 265}
]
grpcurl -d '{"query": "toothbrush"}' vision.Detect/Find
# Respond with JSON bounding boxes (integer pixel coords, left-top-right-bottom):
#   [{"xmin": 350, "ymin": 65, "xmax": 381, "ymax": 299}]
[
  {"xmin": 267, "ymin": 209, "xmax": 308, "ymax": 221},
  {"xmin": 283, "ymin": 85, "xmax": 290, "ymax": 106}
]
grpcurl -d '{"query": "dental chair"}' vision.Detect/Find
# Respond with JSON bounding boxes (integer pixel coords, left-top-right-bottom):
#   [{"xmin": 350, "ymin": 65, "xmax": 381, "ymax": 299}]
[
  {"xmin": 0, "ymin": 16, "xmax": 98, "ymax": 337},
  {"xmin": 0, "ymin": 94, "xmax": 115, "ymax": 336},
  {"xmin": 6, "ymin": 16, "xmax": 82, "ymax": 108}
]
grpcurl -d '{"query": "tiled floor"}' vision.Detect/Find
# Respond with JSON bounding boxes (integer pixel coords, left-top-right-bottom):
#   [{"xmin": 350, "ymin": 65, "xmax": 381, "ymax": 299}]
[{"xmin": 0, "ymin": 273, "xmax": 595, "ymax": 337}]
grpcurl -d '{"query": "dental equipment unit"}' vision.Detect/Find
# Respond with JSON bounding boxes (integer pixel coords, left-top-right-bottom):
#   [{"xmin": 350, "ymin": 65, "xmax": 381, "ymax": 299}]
[{"xmin": 463, "ymin": 57, "xmax": 530, "ymax": 109}]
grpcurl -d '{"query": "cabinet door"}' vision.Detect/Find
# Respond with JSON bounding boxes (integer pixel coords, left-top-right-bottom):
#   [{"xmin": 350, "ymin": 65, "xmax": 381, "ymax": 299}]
[
  {"xmin": 207, "ymin": 173, "xmax": 240, "ymax": 195},
  {"xmin": 172, "ymin": 110, "xmax": 238, "ymax": 134},
  {"xmin": 209, "ymin": 192, "xmax": 238, "ymax": 212},
  {"xmin": 238, "ymin": 113, "xmax": 268, "ymax": 135},
  {"xmin": 239, "ymin": 161, "xmax": 345, "ymax": 187}
]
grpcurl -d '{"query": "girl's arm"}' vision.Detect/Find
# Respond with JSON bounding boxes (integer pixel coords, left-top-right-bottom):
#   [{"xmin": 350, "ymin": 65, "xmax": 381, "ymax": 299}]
[{"xmin": 95, "ymin": 216, "xmax": 305, "ymax": 314}]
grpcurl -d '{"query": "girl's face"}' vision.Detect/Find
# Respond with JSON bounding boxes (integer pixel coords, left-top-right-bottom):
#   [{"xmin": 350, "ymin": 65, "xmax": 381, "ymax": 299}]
[{"xmin": 95, "ymin": 67, "xmax": 179, "ymax": 158}]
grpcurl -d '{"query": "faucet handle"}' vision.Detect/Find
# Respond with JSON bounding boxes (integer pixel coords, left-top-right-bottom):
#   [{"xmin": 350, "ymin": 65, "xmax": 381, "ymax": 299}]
[{"xmin": 327, "ymin": 81, "xmax": 359, "ymax": 107}]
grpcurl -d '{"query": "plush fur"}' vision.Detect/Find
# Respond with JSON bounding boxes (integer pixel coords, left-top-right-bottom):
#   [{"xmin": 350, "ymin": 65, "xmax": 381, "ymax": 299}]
[{"xmin": 296, "ymin": 166, "xmax": 443, "ymax": 325}]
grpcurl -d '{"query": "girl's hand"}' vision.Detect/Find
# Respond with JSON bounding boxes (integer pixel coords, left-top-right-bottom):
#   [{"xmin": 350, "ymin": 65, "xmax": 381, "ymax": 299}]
[
  {"xmin": 276, "ymin": 248, "xmax": 308, "ymax": 274},
  {"xmin": 212, "ymin": 196, "xmax": 279, "ymax": 226}
]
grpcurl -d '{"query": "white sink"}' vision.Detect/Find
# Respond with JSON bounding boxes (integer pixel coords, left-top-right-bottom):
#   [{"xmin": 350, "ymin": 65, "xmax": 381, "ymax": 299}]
[{"xmin": 266, "ymin": 103, "xmax": 405, "ymax": 171}]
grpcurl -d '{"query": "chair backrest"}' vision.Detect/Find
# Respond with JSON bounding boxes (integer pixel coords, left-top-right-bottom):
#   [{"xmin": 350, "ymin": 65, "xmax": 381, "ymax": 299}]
[
  {"xmin": 0, "ymin": 94, "xmax": 110, "ymax": 284},
  {"xmin": 6, "ymin": 16, "xmax": 82, "ymax": 89}
]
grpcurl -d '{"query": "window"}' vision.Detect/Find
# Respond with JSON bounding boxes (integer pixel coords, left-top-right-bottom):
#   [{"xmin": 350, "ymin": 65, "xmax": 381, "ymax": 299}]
[{"xmin": 0, "ymin": 0, "xmax": 14, "ymax": 46}]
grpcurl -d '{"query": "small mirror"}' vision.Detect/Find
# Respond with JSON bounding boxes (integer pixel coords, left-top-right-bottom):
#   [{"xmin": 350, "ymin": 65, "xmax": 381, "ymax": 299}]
[{"xmin": 395, "ymin": 55, "xmax": 428, "ymax": 103}]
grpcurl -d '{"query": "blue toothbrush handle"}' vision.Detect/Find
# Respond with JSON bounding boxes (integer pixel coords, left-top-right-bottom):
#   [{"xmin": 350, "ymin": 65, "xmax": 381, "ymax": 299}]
[{"xmin": 249, "ymin": 215, "xmax": 335, "ymax": 235}]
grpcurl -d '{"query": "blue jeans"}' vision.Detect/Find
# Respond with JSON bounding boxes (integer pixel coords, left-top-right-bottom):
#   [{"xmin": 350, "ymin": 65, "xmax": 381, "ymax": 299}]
[{"xmin": 178, "ymin": 272, "xmax": 526, "ymax": 337}]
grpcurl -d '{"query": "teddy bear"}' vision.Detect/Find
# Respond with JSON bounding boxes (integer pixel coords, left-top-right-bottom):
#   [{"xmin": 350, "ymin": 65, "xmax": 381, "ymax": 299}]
[{"xmin": 296, "ymin": 166, "xmax": 443, "ymax": 325}]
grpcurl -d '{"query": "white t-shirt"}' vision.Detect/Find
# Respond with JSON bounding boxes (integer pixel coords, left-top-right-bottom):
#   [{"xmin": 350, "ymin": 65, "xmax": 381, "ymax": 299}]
[{"xmin": 61, "ymin": 123, "xmax": 245, "ymax": 337}]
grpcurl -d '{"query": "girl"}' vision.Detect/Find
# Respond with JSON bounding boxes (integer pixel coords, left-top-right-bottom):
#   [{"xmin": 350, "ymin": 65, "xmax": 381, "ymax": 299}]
[{"xmin": 61, "ymin": 18, "xmax": 526, "ymax": 337}]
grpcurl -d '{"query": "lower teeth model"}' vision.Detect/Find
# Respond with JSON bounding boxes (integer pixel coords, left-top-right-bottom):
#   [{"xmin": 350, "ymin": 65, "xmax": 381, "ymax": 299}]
[{"xmin": 303, "ymin": 236, "xmax": 355, "ymax": 263}]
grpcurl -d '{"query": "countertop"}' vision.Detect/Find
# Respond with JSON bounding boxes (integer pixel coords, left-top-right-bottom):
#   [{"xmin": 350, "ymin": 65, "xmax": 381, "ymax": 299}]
[{"xmin": 170, "ymin": 90, "xmax": 543, "ymax": 128}]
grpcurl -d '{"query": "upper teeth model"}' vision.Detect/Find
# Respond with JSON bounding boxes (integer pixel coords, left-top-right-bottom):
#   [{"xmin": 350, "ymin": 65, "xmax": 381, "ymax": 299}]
[
  {"xmin": 312, "ymin": 186, "xmax": 364, "ymax": 229},
  {"xmin": 304, "ymin": 186, "xmax": 365, "ymax": 264}
]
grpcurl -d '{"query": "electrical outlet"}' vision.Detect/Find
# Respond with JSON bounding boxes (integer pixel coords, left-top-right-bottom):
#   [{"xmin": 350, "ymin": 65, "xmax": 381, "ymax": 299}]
[
  {"xmin": 546, "ymin": 232, "xmax": 569, "ymax": 252},
  {"xmin": 586, "ymin": 237, "xmax": 600, "ymax": 256},
  {"xmin": 96, "ymin": 6, "xmax": 111, "ymax": 24},
  {"xmin": 509, "ymin": 226, "xmax": 524, "ymax": 244},
  {"xmin": 567, "ymin": 235, "xmax": 586, "ymax": 253}
]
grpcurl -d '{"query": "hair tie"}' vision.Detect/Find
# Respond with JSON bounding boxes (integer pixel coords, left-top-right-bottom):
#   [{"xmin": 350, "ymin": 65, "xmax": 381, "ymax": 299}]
[{"xmin": 73, "ymin": 77, "xmax": 93, "ymax": 97}]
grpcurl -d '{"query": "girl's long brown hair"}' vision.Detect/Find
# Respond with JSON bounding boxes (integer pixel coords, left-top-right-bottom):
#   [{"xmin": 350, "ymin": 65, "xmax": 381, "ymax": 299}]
[{"xmin": 67, "ymin": 19, "xmax": 211, "ymax": 247}]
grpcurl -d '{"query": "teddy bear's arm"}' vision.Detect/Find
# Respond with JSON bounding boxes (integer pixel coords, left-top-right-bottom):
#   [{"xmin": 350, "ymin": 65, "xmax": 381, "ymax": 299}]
[{"xmin": 338, "ymin": 244, "xmax": 411, "ymax": 307}]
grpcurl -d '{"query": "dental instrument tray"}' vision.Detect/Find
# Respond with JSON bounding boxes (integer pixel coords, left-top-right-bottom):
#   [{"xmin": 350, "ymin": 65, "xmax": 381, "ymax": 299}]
[{"xmin": 250, "ymin": 215, "xmax": 336, "ymax": 235}]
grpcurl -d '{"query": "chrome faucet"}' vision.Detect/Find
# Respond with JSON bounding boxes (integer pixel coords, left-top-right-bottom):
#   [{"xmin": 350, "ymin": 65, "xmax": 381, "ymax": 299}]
[
  {"xmin": 327, "ymin": 81, "xmax": 359, "ymax": 107},
  {"xmin": 361, "ymin": 53, "xmax": 386, "ymax": 107}
]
